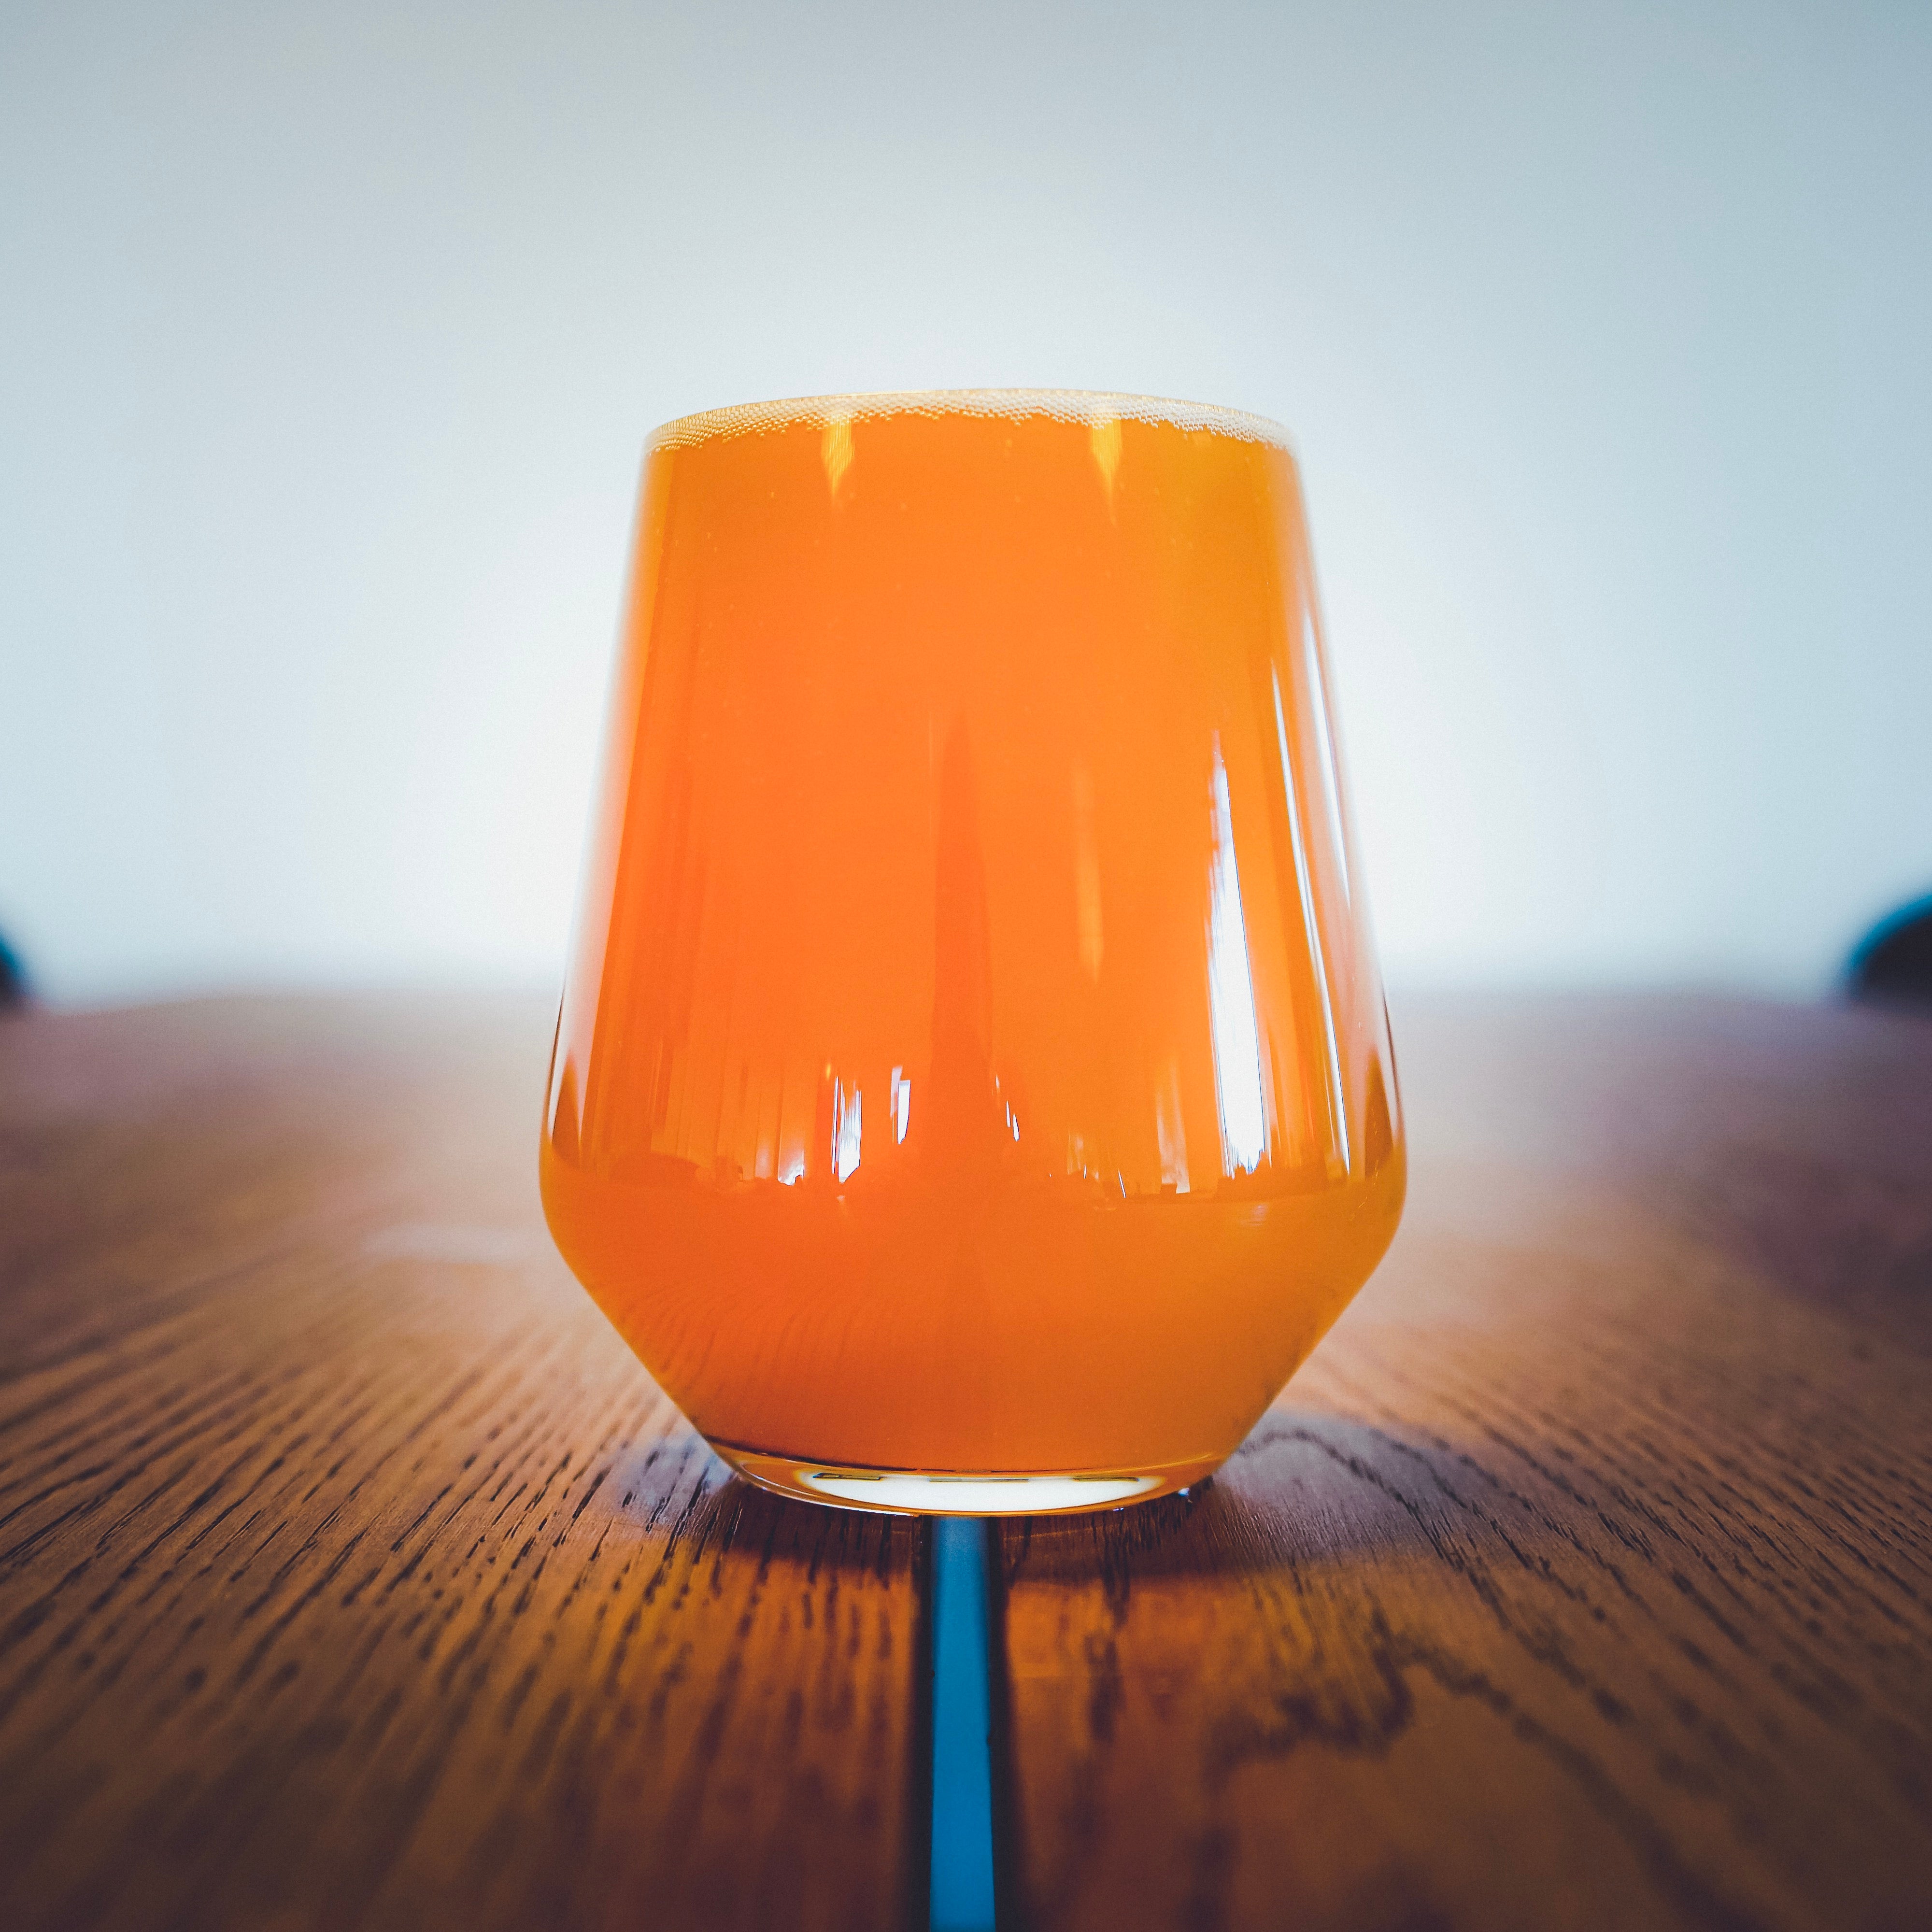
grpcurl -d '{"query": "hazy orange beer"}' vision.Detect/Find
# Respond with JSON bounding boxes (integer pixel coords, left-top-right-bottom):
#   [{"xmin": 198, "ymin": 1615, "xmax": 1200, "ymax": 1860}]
[{"xmin": 541, "ymin": 392, "xmax": 1404, "ymax": 1514}]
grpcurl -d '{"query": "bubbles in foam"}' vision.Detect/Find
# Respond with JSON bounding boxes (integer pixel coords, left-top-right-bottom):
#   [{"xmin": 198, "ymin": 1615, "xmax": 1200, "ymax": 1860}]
[{"xmin": 647, "ymin": 388, "xmax": 1292, "ymax": 454}]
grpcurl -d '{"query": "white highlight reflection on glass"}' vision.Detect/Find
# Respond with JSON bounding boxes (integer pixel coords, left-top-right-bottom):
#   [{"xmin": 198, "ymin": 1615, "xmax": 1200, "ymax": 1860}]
[
  {"xmin": 1272, "ymin": 667, "xmax": 1350, "ymax": 1171},
  {"xmin": 1155, "ymin": 1065, "xmax": 1190, "ymax": 1193},
  {"xmin": 802, "ymin": 1471, "xmax": 1160, "ymax": 1514},
  {"xmin": 1072, "ymin": 764, "xmax": 1105, "ymax": 980},
  {"xmin": 821, "ymin": 412, "xmax": 854, "ymax": 496},
  {"xmin": 1089, "ymin": 416, "xmax": 1122, "ymax": 508},
  {"xmin": 1304, "ymin": 606, "xmax": 1351, "ymax": 907},
  {"xmin": 890, "ymin": 1066, "xmax": 910, "ymax": 1143},
  {"xmin": 834, "ymin": 1081, "xmax": 862, "ymax": 1182},
  {"xmin": 1207, "ymin": 737, "xmax": 1268, "ymax": 1176}
]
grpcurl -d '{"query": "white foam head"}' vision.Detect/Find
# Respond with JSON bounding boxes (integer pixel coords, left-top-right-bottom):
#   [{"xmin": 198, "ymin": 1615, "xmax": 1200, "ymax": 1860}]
[{"xmin": 647, "ymin": 387, "xmax": 1292, "ymax": 453}]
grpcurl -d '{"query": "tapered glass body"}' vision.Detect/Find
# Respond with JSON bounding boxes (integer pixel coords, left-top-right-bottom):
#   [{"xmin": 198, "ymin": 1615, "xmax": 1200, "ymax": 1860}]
[{"xmin": 541, "ymin": 392, "xmax": 1404, "ymax": 1514}]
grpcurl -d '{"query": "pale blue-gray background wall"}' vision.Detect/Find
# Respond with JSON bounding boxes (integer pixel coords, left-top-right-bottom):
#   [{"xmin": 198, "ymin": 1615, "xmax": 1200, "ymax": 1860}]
[{"xmin": 3, "ymin": 0, "xmax": 1927, "ymax": 1002}]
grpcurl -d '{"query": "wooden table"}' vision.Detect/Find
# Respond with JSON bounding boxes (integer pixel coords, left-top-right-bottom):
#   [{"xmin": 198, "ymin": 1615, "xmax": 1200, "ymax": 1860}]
[{"xmin": 3, "ymin": 993, "xmax": 1929, "ymax": 1931}]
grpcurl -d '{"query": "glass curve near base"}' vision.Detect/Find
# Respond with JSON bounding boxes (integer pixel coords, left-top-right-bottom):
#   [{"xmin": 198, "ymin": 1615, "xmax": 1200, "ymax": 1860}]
[{"xmin": 714, "ymin": 1440, "xmax": 1226, "ymax": 1516}]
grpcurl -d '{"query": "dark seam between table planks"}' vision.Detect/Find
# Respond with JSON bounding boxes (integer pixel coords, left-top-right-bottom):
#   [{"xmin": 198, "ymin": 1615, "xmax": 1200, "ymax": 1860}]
[
  {"xmin": 0, "ymin": 995, "xmax": 929, "ymax": 1932},
  {"xmin": 991, "ymin": 994, "xmax": 1932, "ymax": 1932}
]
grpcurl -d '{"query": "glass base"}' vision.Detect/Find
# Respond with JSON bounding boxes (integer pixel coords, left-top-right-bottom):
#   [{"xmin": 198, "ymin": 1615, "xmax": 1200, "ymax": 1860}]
[{"xmin": 713, "ymin": 1441, "xmax": 1222, "ymax": 1516}]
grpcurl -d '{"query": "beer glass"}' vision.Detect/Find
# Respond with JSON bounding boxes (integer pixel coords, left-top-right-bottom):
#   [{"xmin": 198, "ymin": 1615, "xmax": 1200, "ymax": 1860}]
[{"xmin": 541, "ymin": 391, "xmax": 1404, "ymax": 1515}]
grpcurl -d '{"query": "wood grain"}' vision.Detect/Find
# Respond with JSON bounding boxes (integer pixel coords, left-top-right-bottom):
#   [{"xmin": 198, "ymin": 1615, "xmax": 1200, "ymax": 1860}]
[
  {"xmin": 993, "ymin": 995, "xmax": 1932, "ymax": 1932},
  {"xmin": 0, "ymin": 996, "xmax": 928, "ymax": 1932}
]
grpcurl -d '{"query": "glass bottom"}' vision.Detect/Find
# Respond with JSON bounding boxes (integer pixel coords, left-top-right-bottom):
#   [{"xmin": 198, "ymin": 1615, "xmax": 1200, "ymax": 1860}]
[{"xmin": 713, "ymin": 1440, "xmax": 1222, "ymax": 1516}]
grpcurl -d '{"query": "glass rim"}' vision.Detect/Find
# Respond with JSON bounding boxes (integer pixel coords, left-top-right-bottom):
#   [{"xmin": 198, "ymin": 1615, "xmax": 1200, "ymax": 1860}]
[{"xmin": 646, "ymin": 387, "xmax": 1293, "ymax": 455}]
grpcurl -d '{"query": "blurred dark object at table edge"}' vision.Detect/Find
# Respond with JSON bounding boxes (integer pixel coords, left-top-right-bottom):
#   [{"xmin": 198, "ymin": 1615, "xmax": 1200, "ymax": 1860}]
[
  {"xmin": 0, "ymin": 930, "xmax": 28, "ymax": 1014},
  {"xmin": 1848, "ymin": 894, "xmax": 1932, "ymax": 1010}
]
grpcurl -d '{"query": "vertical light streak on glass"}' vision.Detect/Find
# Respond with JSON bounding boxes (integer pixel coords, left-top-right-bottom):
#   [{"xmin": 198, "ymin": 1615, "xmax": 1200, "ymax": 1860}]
[
  {"xmin": 890, "ymin": 1065, "xmax": 911, "ymax": 1143},
  {"xmin": 1206, "ymin": 737, "xmax": 1268, "ymax": 1177},
  {"xmin": 1089, "ymin": 416, "xmax": 1122, "ymax": 511},
  {"xmin": 1378, "ymin": 995, "xmax": 1403, "ymax": 1138},
  {"xmin": 1072, "ymin": 764, "xmax": 1104, "ymax": 981},
  {"xmin": 1155, "ymin": 1065, "xmax": 1190, "ymax": 1194},
  {"xmin": 835, "ymin": 1082, "xmax": 862, "ymax": 1182},
  {"xmin": 821, "ymin": 412, "xmax": 854, "ymax": 497},
  {"xmin": 1272, "ymin": 668, "xmax": 1351, "ymax": 1172},
  {"xmin": 1303, "ymin": 605, "xmax": 1351, "ymax": 906}
]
